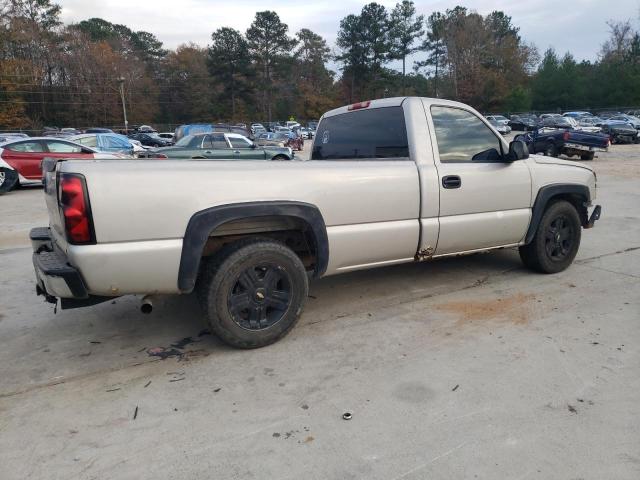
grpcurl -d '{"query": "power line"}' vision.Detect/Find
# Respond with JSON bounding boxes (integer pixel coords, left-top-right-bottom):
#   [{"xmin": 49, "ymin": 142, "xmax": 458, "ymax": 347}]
[{"xmin": 0, "ymin": 99, "xmax": 210, "ymax": 105}]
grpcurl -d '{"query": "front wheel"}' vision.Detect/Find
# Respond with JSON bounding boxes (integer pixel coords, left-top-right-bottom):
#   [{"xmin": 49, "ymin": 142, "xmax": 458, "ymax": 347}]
[
  {"xmin": 271, "ymin": 155, "xmax": 290, "ymax": 161},
  {"xmin": 580, "ymin": 152, "xmax": 595, "ymax": 161},
  {"xmin": 519, "ymin": 200, "xmax": 581, "ymax": 273},
  {"xmin": 197, "ymin": 238, "xmax": 309, "ymax": 348},
  {"xmin": 0, "ymin": 168, "xmax": 18, "ymax": 195}
]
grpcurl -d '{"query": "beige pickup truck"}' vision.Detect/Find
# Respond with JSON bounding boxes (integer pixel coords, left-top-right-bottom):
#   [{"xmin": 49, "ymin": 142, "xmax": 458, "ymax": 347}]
[{"xmin": 31, "ymin": 97, "xmax": 601, "ymax": 348}]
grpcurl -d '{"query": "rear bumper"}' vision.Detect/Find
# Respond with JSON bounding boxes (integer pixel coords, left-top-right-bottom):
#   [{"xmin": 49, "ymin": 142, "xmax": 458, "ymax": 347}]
[
  {"xmin": 564, "ymin": 142, "xmax": 607, "ymax": 152},
  {"xmin": 31, "ymin": 227, "xmax": 88, "ymax": 301}
]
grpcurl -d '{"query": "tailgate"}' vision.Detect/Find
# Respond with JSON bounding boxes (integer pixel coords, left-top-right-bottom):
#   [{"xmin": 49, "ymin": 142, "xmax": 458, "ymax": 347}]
[
  {"xmin": 570, "ymin": 132, "xmax": 609, "ymax": 148},
  {"xmin": 42, "ymin": 157, "xmax": 68, "ymax": 250}
]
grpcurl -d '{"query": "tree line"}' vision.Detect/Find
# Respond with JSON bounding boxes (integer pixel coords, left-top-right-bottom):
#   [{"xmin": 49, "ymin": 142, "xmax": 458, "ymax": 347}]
[{"xmin": 0, "ymin": 0, "xmax": 638, "ymax": 131}]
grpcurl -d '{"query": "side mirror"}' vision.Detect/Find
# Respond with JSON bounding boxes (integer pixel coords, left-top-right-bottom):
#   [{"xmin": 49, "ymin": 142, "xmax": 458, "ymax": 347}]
[
  {"xmin": 251, "ymin": 143, "xmax": 257, "ymax": 149},
  {"xmin": 506, "ymin": 140, "xmax": 529, "ymax": 161}
]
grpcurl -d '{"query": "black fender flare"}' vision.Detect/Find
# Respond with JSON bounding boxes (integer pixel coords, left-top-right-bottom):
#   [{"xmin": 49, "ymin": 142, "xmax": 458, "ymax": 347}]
[
  {"xmin": 524, "ymin": 183, "xmax": 591, "ymax": 244},
  {"xmin": 178, "ymin": 201, "xmax": 329, "ymax": 293}
]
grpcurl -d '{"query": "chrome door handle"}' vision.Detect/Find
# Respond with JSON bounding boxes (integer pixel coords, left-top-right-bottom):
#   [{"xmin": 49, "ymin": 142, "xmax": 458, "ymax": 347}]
[
  {"xmin": 233, "ymin": 150, "xmax": 240, "ymax": 154},
  {"xmin": 204, "ymin": 151, "xmax": 212, "ymax": 154}
]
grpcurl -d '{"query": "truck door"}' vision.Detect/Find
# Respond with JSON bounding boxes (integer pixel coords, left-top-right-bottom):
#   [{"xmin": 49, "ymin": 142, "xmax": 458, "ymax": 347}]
[
  {"xmin": 311, "ymin": 104, "xmax": 421, "ymax": 273},
  {"xmin": 427, "ymin": 104, "xmax": 532, "ymax": 255}
]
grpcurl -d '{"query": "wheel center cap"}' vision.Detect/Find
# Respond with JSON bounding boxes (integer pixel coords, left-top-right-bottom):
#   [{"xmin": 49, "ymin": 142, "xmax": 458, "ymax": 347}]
[
  {"xmin": 555, "ymin": 233, "xmax": 561, "ymax": 243},
  {"xmin": 255, "ymin": 288, "xmax": 266, "ymax": 302}
]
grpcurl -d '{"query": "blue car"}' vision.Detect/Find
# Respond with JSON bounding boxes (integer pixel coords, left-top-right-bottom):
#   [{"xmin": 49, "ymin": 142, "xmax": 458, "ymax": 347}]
[{"xmin": 70, "ymin": 133, "xmax": 134, "ymax": 156}]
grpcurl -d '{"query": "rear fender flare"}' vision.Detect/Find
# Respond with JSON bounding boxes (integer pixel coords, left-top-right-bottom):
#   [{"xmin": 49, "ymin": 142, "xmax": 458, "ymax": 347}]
[{"xmin": 178, "ymin": 201, "xmax": 329, "ymax": 293}]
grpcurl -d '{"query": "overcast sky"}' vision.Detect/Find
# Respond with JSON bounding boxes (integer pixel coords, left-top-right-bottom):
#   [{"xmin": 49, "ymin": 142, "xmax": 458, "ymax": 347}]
[{"xmin": 58, "ymin": 0, "xmax": 639, "ymax": 69}]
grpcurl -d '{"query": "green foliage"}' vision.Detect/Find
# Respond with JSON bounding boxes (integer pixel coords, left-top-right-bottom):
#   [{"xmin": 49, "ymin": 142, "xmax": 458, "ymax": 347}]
[
  {"xmin": 208, "ymin": 27, "xmax": 252, "ymax": 119},
  {"xmin": 246, "ymin": 11, "xmax": 297, "ymax": 121}
]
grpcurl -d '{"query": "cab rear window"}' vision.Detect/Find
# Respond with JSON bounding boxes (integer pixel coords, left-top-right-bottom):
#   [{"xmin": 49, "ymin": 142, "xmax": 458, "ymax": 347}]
[{"xmin": 311, "ymin": 107, "xmax": 409, "ymax": 160}]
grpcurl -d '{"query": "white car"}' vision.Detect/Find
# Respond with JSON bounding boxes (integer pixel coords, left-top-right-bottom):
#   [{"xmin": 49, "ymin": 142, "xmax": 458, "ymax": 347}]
[
  {"xmin": 129, "ymin": 139, "xmax": 150, "ymax": 153},
  {"xmin": 297, "ymin": 127, "xmax": 314, "ymax": 139},
  {"xmin": 565, "ymin": 117, "xmax": 601, "ymax": 133},
  {"xmin": 486, "ymin": 115, "xmax": 510, "ymax": 126}
]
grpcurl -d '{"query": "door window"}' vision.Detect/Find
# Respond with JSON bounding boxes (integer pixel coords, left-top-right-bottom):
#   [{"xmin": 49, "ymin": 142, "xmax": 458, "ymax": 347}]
[
  {"xmin": 203, "ymin": 133, "xmax": 228, "ymax": 149},
  {"xmin": 76, "ymin": 136, "xmax": 98, "ymax": 148},
  {"xmin": 46, "ymin": 140, "xmax": 83, "ymax": 153},
  {"xmin": 228, "ymin": 136, "xmax": 252, "ymax": 149},
  {"xmin": 431, "ymin": 106, "xmax": 503, "ymax": 163},
  {"xmin": 6, "ymin": 141, "xmax": 45, "ymax": 152}
]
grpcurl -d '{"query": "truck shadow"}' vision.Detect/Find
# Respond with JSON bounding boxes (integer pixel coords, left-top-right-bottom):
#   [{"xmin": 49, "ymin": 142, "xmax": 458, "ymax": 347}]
[{"xmin": 1, "ymin": 248, "xmax": 524, "ymax": 396}]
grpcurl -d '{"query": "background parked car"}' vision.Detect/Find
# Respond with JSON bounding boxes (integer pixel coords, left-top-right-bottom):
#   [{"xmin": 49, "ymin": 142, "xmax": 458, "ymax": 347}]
[
  {"xmin": 129, "ymin": 139, "xmax": 150, "ymax": 154},
  {"xmin": 129, "ymin": 132, "xmax": 173, "ymax": 147},
  {"xmin": 70, "ymin": 133, "xmax": 135, "ymax": 156},
  {"xmin": 0, "ymin": 137, "xmax": 121, "ymax": 192},
  {"xmin": 173, "ymin": 123, "xmax": 252, "ymax": 142},
  {"xmin": 158, "ymin": 132, "xmax": 175, "ymax": 141},
  {"xmin": 578, "ymin": 116, "xmax": 605, "ymax": 127},
  {"xmin": 539, "ymin": 116, "xmax": 600, "ymax": 133},
  {"xmin": 255, "ymin": 132, "xmax": 289, "ymax": 147},
  {"xmin": 509, "ymin": 114, "xmax": 539, "ymax": 131},
  {"xmin": 297, "ymin": 127, "xmax": 314, "ymax": 139},
  {"xmin": 0, "ymin": 132, "xmax": 28, "ymax": 143},
  {"xmin": 84, "ymin": 127, "xmax": 114, "ymax": 134},
  {"xmin": 563, "ymin": 111, "xmax": 593, "ymax": 118},
  {"xmin": 597, "ymin": 111, "xmax": 621, "ymax": 119},
  {"xmin": 540, "ymin": 116, "xmax": 573, "ymax": 129},
  {"xmin": 600, "ymin": 120, "xmax": 639, "ymax": 143},
  {"xmin": 609, "ymin": 114, "xmax": 640, "ymax": 130},
  {"xmin": 539, "ymin": 113, "xmax": 563, "ymax": 119},
  {"xmin": 488, "ymin": 118, "xmax": 511, "ymax": 135},
  {"xmin": 146, "ymin": 132, "xmax": 294, "ymax": 160},
  {"xmin": 485, "ymin": 114, "xmax": 510, "ymax": 125}
]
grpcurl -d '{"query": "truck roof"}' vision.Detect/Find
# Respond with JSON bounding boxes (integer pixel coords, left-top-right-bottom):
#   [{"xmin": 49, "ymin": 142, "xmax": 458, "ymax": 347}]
[{"xmin": 320, "ymin": 96, "xmax": 474, "ymax": 119}]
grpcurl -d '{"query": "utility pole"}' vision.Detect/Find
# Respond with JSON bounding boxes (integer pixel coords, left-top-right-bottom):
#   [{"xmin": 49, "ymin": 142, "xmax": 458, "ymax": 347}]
[{"xmin": 118, "ymin": 77, "xmax": 128, "ymax": 133}]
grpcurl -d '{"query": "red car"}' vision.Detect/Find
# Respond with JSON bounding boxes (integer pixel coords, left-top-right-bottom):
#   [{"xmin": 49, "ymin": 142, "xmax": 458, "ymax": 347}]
[{"xmin": 0, "ymin": 137, "xmax": 121, "ymax": 194}]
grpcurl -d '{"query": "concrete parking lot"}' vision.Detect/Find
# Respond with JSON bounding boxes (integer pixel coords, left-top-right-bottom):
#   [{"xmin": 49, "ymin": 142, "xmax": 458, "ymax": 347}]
[{"xmin": 1, "ymin": 144, "xmax": 639, "ymax": 479}]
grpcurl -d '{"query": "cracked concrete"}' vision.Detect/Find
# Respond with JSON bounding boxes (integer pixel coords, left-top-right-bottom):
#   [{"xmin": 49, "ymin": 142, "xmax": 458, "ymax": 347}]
[{"xmin": 0, "ymin": 145, "xmax": 639, "ymax": 479}]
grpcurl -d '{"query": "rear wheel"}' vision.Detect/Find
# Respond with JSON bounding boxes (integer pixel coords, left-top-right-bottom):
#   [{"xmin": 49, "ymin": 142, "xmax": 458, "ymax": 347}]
[
  {"xmin": 544, "ymin": 141, "xmax": 559, "ymax": 157},
  {"xmin": 272, "ymin": 154, "xmax": 289, "ymax": 161},
  {"xmin": 580, "ymin": 152, "xmax": 595, "ymax": 161},
  {"xmin": 197, "ymin": 238, "xmax": 308, "ymax": 349},
  {"xmin": 519, "ymin": 200, "xmax": 581, "ymax": 273},
  {"xmin": 0, "ymin": 168, "xmax": 18, "ymax": 195}
]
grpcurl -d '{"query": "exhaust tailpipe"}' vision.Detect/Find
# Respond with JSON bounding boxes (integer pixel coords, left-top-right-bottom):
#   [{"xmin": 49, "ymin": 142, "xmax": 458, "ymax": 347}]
[{"xmin": 141, "ymin": 295, "xmax": 154, "ymax": 314}]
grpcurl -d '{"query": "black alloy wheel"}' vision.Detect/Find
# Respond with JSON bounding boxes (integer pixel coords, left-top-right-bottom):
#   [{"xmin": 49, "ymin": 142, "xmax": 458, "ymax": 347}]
[
  {"xmin": 544, "ymin": 215, "xmax": 575, "ymax": 262},
  {"xmin": 197, "ymin": 238, "xmax": 308, "ymax": 348},
  {"xmin": 228, "ymin": 264, "xmax": 292, "ymax": 330},
  {"xmin": 519, "ymin": 200, "xmax": 582, "ymax": 274}
]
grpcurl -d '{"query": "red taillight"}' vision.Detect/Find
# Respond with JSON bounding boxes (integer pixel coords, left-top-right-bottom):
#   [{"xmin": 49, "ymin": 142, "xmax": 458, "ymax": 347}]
[
  {"xmin": 60, "ymin": 174, "xmax": 94, "ymax": 244},
  {"xmin": 348, "ymin": 101, "xmax": 371, "ymax": 111},
  {"xmin": 563, "ymin": 131, "xmax": 570, "ymax": 141},
  {"xmin": 153, "ymin": 153, "xmax": 168, "ymax": 159}
]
